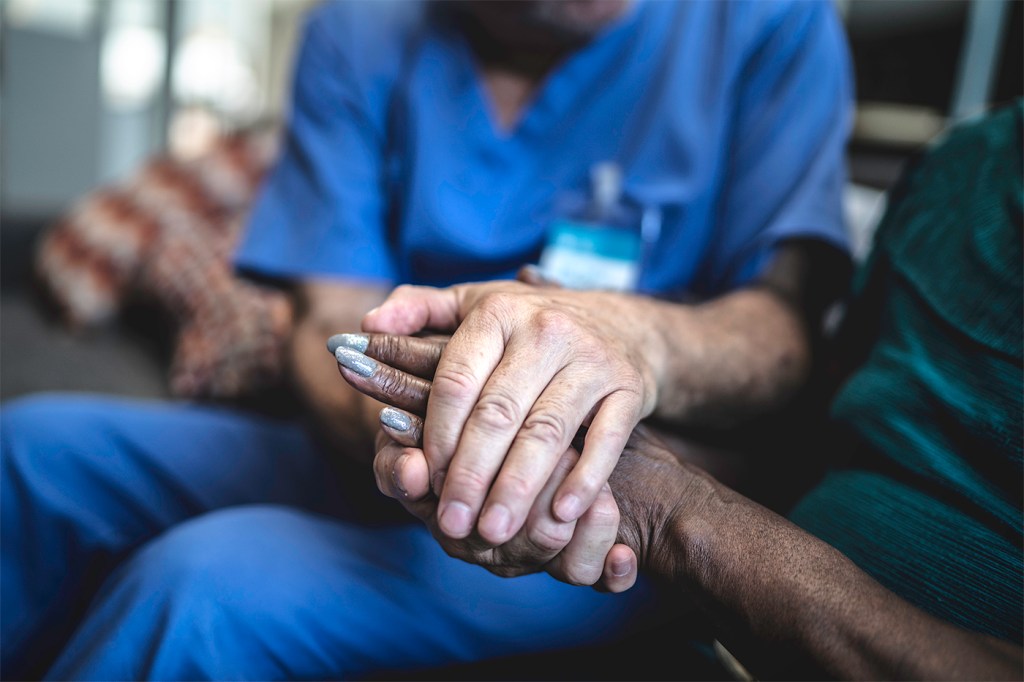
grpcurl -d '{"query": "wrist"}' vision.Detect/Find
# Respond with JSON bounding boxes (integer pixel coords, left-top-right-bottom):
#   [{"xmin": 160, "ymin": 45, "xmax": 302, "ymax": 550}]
[
  {"xmin": 622, "ymin": 293, "xmax": 696, "ymax": 422},
  {"xmin": 602, "ymin": 291, "xmax": 674, "ymax": 413},
  {"xmin": 663, "ymin": 471, "xmax": 723, "ymax": 589}
]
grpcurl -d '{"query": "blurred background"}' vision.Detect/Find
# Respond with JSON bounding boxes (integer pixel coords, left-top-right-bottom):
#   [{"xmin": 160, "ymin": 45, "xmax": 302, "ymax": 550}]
[{"xmin": 1, "ymin": 0, "xmax": 1021, "ymax": 401}]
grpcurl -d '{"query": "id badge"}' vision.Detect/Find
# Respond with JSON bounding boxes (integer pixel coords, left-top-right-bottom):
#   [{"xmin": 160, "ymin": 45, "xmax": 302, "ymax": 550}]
[{"xmin": 538, "ymin": 219, "xmax": 642, "ymax": 292}]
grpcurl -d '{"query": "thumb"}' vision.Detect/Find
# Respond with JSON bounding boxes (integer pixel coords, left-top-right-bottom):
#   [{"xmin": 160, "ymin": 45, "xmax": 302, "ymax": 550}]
[
  {"xmin": 598, "ymin": 544, "xmax": 638, "ymax": 593},
  {"xmin": 362, "ymin": 285, "xmax": 464, "ymax": 335}
]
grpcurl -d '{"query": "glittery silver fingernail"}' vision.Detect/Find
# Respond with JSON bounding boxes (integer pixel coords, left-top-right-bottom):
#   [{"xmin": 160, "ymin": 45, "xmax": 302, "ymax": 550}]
[
  {"xmin": 380, "ymin": 407, "xmax": 411, "ymax": 432},
  {"xmin": 335, "ymin": 346, "xmax": 376, "ymax": 377},
  {"xmin": 327, "ymin": 333, "xmax": 369, "ymax": 354}
]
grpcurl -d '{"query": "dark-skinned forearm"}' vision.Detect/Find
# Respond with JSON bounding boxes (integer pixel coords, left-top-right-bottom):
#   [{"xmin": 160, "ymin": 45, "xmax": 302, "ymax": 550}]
[{"xmin": 675, "ymin": 480, "xmax": 1022, "ymax": 680}]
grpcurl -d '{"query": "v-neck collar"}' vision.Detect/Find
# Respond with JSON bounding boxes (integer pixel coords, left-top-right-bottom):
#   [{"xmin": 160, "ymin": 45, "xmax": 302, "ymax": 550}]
[{"xmin": 448, "ymin": 2, "xmax": 644, "ymax": 144}]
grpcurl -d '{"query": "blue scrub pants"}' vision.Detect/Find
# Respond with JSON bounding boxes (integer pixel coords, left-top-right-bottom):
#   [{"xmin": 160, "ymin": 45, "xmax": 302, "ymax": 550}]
[{"xmin": 1, "ymin": 394, "xmax": 663, "ymax": 680}]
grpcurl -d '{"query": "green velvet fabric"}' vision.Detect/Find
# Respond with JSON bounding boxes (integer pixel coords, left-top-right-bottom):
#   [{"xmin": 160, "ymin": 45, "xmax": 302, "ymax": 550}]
[{"xmin": 790, "ymin": 101, "xmax": 1023, "ymax": 642}]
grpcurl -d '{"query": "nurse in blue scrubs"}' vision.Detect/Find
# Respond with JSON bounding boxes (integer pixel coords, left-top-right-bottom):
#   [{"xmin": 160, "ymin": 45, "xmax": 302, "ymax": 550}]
[{"xmin": 1, "ymin": 1, "xmax": 853, "ymax": 678}]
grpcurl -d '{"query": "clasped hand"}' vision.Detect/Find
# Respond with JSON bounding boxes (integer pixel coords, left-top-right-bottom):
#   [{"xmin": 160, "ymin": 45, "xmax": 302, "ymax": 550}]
[
  {"xmin": 332, "ymin": 332, "xmax": 640, "ymax": 592},
  {"xmin": 329, "ymin": 280, "xmax": 670, "ymax": 590},
  {"xmin": 359, "ymin": 281, "xmax": 662, "ymax": 544}
]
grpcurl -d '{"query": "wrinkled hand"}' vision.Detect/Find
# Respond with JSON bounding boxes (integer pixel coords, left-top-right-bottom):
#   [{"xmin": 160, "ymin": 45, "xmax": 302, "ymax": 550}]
[
  {"xmin": 375, "ymin": 433, "xmax": 637, "ymax": 589},
  {"xmin": 605, "ymin": 425, "xmax": 714, "ymax": 585},
  {"xmin": 329, "ymin": 332, "xmax": 639, "ymax": 591},
  {"xmin": 359, "ymin": 280, "xmax": 663, "ymax": 547}
]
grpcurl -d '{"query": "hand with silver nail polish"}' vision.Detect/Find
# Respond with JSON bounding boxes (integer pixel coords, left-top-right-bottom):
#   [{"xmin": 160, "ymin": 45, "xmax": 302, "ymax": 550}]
[
  {"xmin": 330, "ymin": 331, "xmax": 639, "ymax": 593},
  {"xmin": 360, "ymin": 280, "xmax": 660, "ymax": 552}
]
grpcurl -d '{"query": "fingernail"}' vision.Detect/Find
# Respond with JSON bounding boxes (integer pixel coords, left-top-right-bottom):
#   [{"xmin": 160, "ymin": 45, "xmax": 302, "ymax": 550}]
[
  {"xmin": 335, "ymin": 346, "xmax": 376, "ymax": 377},
  {"xmin": 555, "ymin": 494, "xmax": 581, "ymax": 522},
  {"xmin": 380, "ymin": 407, "xmax": 411, "ymax": 432},
  {"xmin": 327, "ymin": 333, "xmax": 369, "ymax": 354},
  {"xmin": 611, "ymin": 558, "xmax": 632, "ymax": 577},
  {"xmin": 392, "ymin": 454, "xmax": 408, "ymax": 496},
  {"xmin": 479, "ymin": 504, "xmax": 513, "ymax": 541},
  {"xmin": 439, "ymin": 501, "xmax": 473, "ymax": 537}
]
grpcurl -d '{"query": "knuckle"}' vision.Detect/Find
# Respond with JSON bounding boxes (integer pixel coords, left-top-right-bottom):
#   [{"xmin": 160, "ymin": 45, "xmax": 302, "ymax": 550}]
[
  {"xmin": 378, "ymin": 334, "xmax": 404, "ymax": 362},
  {"xmin": 432, "ymin": 362, "xmax": 480, "ymax": 402},
  {"xmin": 593, "ymin": 402, "xmax": 637, "ymax": 443},
  {"xmin": 561, "ymin": 561, "xmax": 601, "ymax": 587},
  {"xmin": 587, "ymin": 495, "xmax": 621, "ymax": 528},
  {"xmin": 623, "ymin": 372, "xmax": 645, "ymax": 399},
  {"xmin": 476, "ymin": 292, "xmax": 517, "ymax": 324},
  {"xmin": 598, "ymin": 423, "xmax": 633, "ymax": 450},
  {"xmin": 527, "ymin": 521, "xmax": 573, "ymax": 554},
  {"xmin": 496, "ymin": 470, "xmax": 534, "ymax": 502},
  {"xmin": 571, "ymin": 474, "xmax": 605, "ymax": 505},
  {"xmin": 472, "ymin": 391, "xmax": 523, "ymax": 433},
  {"xmin": 614, "ymin": 362, "xmax": 639, "ymax": 385},
  {"xmin": 445, "ymin": 465, "xmax": 493, "ymax": 499},
  {"xmin": 606, "ymin": 363, "xmax": 646, "ymax": 401},
  {"xmin": 479, "ymin": 290, "xmax": 515, "ymax": 311},
  {"xmin": 520, "ymin": 410, "xmax": 570, "ymax": 448},
  {"xmin": 375, "ymin": 368, "xmax": 406, "ymax": 397},
  {"xmin": 532, "ymin": 308, "xmax": 575, "ymax": 343}
]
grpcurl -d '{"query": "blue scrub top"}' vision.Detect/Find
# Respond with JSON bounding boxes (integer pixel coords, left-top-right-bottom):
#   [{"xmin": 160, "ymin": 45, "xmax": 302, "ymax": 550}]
[{"xmin": 236, "ymin": 0, "xmax": 853, "ymax": 299}]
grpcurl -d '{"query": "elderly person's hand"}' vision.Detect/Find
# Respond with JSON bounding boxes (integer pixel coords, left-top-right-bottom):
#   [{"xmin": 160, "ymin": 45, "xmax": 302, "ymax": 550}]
[
  {"xmin": 329, "ymin": 332, "xmax": 639, "ymax": 591},
  {"xmin": 356, "ymin": 281, "xmax": 663, "ymax": 548}
]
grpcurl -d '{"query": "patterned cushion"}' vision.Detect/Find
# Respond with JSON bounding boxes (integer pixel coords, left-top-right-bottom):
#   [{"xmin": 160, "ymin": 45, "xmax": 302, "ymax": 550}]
[{"xmin": 35, "ymin": 126, "xmax": 293, "ymax": 399}]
